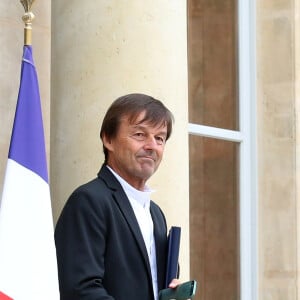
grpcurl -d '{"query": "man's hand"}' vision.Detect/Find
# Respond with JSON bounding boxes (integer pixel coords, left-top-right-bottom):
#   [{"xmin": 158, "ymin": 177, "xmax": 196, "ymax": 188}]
[{"xmin": 168, "ymin": 278, "xmax": 181, "ymax": 289}]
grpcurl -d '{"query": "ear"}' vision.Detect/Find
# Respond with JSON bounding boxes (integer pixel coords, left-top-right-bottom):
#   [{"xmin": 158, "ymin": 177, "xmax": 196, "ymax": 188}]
[{"xmin": 102, "ymin": 134, "xmax": 114, "ymax": 151}]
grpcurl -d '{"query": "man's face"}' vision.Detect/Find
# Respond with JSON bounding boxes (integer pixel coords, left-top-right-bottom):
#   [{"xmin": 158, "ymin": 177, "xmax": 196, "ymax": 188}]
[{"xmin": 103, "ymin": 111, "xmax": 168, "ymax": 190}]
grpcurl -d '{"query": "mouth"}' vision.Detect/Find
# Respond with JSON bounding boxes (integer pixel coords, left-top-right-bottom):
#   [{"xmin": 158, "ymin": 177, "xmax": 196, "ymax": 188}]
[{"xmin": 138, "ymin": 156, "xmax": 155, "ymax": 162}]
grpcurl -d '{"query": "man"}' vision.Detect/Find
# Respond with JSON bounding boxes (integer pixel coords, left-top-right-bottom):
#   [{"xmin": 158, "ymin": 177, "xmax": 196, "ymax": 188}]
[{"xmin": 55, "ymin": 93, "xmax": 179, "ymax": 300}]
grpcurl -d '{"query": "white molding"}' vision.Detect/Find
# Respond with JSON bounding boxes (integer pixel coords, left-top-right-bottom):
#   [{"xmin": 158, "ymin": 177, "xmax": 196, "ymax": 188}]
[
  {"xmin": 188, "ymin": 123, "xmax": 243, "ymax": 142},
  {"xmin": 238, "ymin": 0, "xmax": 257, "ymax": 299}
]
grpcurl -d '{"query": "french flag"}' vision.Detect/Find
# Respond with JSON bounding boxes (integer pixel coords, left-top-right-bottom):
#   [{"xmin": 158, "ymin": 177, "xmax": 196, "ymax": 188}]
[{"xmin": 0, "ymin": 46, "xmax": 59, "ymax": 299}]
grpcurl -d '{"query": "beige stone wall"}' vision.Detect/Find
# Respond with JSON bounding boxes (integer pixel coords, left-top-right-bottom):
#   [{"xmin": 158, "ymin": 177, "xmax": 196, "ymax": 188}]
[
  {"xmin": 257, "ymin": 1, "xmax": 298, "ymax": 299},
  {"xmin": 51, "ymin": 1, "xmax": 190, "ymax": 280},
  {"xmin": 0, "ymin": 2, "xmax": 51, "ymax": 198}
]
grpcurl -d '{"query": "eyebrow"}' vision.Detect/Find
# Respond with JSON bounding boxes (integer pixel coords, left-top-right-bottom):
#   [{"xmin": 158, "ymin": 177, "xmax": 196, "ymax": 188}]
[{"xmin": 131, "ymin": 124, "xmax": 167, "ymax": 136}]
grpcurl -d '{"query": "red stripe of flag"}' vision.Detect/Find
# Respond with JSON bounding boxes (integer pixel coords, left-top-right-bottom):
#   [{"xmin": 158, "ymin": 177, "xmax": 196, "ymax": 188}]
[{"xmin": 0, "ymin": 291, "xmax": 13, "ymax": 300}]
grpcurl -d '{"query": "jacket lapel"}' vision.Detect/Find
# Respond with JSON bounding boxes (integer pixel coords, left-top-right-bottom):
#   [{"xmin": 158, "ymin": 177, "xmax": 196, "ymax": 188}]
[
  {"xmin": 150, "ymin": 204, "xmax": 167, "ymax": 290},
  {"xmin": 98, "ymin": 165, "xmax": 152, "ymax": 277}
]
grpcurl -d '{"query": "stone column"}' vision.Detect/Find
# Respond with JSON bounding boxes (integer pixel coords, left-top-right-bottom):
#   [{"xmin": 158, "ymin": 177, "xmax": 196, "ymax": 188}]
[
  {"xmin": 257, "ymin": 1, "xmax": 297, "ymax": 299},
  {"xmin": 51, "ymin": 1, "xmax": 189, "ymax": 280}
]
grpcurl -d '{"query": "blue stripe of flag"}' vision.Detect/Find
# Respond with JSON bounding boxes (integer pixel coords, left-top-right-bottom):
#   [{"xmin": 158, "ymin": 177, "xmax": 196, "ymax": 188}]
[{"xmin": 8, "ymin": 45, "xmax": 48, "ymax": 183}]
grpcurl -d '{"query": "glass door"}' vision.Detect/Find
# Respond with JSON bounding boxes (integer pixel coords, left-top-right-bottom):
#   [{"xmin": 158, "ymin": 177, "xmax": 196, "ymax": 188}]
[{"xmin": 188, "ymin": 1, "xmax": 257, "ymax": 299}]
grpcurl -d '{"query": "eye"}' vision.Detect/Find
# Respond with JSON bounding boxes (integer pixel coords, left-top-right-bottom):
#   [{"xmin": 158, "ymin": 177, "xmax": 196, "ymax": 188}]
[
  {"xmin": 132, "ymin": 132, "xmax": 146, "ymax": 140},
  {"xmin": 155, "ymin": 136, "xmax": 166, "ymax": 145}
]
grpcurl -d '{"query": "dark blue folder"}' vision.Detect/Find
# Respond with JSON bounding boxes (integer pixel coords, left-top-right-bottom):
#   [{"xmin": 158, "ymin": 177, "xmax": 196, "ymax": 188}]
[{"xmin": 165, "ymin": 226, "xmax": 181, "ymax": 288}]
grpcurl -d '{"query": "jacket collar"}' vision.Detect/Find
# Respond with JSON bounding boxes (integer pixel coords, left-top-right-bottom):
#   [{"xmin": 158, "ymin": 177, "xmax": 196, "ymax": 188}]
[{"xmin": 97, "ymin": 164, "xmax": 154, "ymax": 282}]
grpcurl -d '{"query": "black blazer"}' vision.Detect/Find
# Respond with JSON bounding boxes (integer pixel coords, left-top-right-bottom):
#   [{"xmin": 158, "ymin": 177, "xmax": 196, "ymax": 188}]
[{"xmin": 55, "ymin": 165, "xmax": 168, "ymax": 300}]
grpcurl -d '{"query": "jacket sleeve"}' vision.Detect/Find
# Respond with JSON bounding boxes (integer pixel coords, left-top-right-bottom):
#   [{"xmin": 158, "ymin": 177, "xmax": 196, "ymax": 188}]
[{"xmin": 55, "ymin": 186, "xmax": 114, "ymax": 300}]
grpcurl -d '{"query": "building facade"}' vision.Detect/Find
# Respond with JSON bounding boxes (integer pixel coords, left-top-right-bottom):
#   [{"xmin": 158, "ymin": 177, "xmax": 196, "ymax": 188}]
[{"xmin": 0, "ymin": 1, "xmax": 299, "ymax": 299}]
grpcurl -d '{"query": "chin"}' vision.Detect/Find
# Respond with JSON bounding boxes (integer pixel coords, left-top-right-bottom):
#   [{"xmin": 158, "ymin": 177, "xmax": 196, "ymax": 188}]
[{"xmin": 138, "ymin": 168, "xmax": 155, "ymax": 178}]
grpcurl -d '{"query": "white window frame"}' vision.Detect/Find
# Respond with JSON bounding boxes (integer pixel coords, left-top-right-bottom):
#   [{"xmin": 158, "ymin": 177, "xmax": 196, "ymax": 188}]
[{"xmin": 188, "ymin": 1, "xmax": 257, "ymax": 299}]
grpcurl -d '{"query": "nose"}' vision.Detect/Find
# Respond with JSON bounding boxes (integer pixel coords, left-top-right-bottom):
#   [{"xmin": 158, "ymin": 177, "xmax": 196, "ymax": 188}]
[{"xmin": 143, "ymin": 135, "xmax": 158, "ymax": 149}]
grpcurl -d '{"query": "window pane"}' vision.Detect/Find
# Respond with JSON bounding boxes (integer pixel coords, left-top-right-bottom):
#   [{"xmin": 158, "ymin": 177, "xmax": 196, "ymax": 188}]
[
  {"xmin": 189, "ymin": 135, "xmax": 239, "ymax": 299},
  {"xmin": 188, "ymin": 0, "xmax": 238, "ymax": 130}
]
